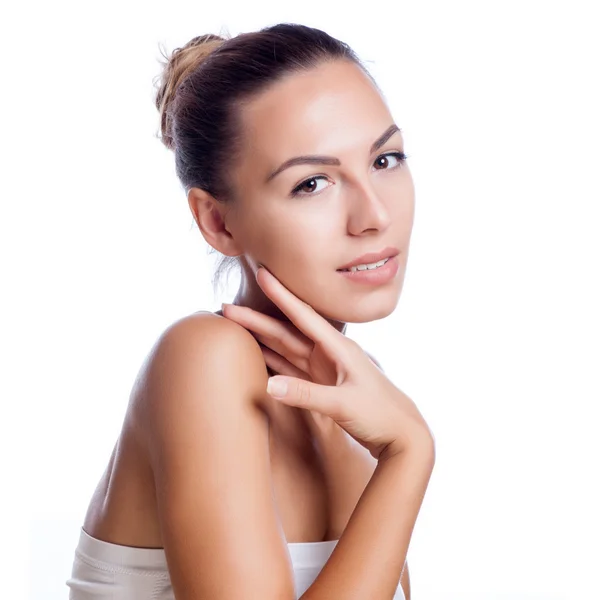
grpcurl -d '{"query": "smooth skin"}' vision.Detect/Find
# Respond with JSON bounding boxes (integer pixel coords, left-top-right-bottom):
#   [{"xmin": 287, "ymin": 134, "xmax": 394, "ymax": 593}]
[
  {"xmin": 220, "ymin": 266, "xmax": 432, "ymax": 598},
  {"xmin": 188, "ymin": 59, "xmax": 415, "ymax": 328},
  {"xmin": 221, "ymin": 268, "xmax": 431, "ymax": 462},
  {"xmin": 82, "ymin": 58, "xmax": 417, "ymax": 598}
]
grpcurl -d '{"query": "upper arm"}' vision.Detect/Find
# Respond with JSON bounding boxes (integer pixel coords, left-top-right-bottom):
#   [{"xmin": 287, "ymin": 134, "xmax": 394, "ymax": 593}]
[{"xmin": 135, "ymin": 314, "xmax": 295, "ymax": 599}]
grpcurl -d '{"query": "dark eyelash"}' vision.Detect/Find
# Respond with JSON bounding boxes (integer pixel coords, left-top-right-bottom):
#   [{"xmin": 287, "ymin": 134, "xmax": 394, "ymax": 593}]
[{"xmin": 290, "ymin": 151, "xmax": 409, "ymax": 198}]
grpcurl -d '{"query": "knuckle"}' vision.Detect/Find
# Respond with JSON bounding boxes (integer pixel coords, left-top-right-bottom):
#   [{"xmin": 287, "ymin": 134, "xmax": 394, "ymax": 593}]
[
  {"xmin": 347, "ymin": 337, "xmax": 363, "ymax": 355},
  {"xmin": 336, "ymin": 337, "xmax": 359, "ymax": 364},
  {"xmin": 297, "ymin": 381, "xmax": 311, "ymax": 406},
  {"xmin": 327, "ymin": 395, "xmax": 343, "ymax": 419}
]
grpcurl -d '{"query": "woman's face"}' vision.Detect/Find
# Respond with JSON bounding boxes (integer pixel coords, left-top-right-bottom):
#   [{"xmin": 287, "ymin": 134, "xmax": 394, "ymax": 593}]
[{"xmin": 225, "ymin": 59, "xmax": 415, "ymax": 323}]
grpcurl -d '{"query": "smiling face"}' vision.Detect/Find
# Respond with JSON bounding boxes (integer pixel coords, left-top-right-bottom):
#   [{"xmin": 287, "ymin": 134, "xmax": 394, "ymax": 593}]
[{"xmin": 205, "ymin": 59, "xmax": 415, "ymax": 323}]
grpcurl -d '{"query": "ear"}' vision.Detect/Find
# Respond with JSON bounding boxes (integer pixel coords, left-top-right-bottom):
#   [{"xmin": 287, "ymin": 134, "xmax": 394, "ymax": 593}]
[{"xmin": 187, "ymin": 187, "xmax": 243, "ymax": 257}]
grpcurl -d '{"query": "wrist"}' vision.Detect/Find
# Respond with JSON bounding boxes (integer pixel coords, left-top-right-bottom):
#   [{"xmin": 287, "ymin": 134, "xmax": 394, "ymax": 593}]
[{"xmin": 380, "ymin": 437, "xmax": 436, "ymax": 468}]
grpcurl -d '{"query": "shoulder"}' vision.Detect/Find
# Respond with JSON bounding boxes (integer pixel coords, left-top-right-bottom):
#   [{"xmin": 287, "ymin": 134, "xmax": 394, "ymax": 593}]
[
  {"xmin": 126, "ymin": 312, "xmax": 296, "ymax": 597},
  {"xmin": 145, "ymin": 310, "xmax": 264, "ymax": 380},
  {"xmin": 128, "ymin": 311, "xmax": 269, "ymax": 438},
  {"xmin": 158, "ymin": 310, "xmax": 261, "ymax": 356}
]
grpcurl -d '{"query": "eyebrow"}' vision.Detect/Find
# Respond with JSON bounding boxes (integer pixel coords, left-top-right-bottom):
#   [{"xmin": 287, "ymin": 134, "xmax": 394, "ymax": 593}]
[{"xmin": 265, "ymin": 124, "xmax": 402, "ymax": 184}]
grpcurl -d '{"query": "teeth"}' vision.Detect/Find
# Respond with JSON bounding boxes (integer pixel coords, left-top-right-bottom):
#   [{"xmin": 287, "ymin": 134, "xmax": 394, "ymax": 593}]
[{"xmin": 342, "ymin": 257, "xmax": 389, "ymax": 272}]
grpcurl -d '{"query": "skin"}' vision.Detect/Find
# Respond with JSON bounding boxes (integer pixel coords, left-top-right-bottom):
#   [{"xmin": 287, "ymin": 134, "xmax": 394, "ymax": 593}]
[
  {"xmin": 188, "ymin": 57, "xmax": 416, "ymax": 598},
  {"xmin": 83, "ymin": 58, "xmax": 415, "ymax": 599},
  {"xmin": 188, "ymin": 58, "xmax": 415, "ymax": 329}
]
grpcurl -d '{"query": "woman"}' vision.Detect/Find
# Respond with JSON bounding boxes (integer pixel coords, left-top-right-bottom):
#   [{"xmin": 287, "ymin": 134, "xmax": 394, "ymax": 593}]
[{"xmin": 66, "ymin": 23, "xmax": 435, "ymax": 600}]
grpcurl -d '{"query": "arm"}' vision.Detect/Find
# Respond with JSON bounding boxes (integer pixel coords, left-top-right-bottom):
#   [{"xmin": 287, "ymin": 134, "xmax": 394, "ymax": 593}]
[
  {"xmin": 303, "ymin": 350, "xmax": 422, "ymax": 599},
  {"xmin": 366, "ymin": 352, "xmax": 412, "ymax": 599},
  {"xmin": 300, "ymin": 444, "xmax": 433, "ymax": 599},
  {"xmin": 135, "ymin": 314, "xmax": 430, "ymax": 599},
  {"xmin": 134, "ymin": 313, "xmax": 297, "ymax": 599}
]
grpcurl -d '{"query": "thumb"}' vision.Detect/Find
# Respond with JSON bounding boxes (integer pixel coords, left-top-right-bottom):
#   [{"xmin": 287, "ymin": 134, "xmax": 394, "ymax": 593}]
[{"xmin": 266, "ymin": 376, "xmax": 339, "ymax": 415}]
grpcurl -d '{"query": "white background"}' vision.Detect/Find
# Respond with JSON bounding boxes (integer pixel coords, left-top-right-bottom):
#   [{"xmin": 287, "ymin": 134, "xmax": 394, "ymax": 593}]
[{"xmin": 1, "ymin": 1, "xmax": 598, "ymax": 598}]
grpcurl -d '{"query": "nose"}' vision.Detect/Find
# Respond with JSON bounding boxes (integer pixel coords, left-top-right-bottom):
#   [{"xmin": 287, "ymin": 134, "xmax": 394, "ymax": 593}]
[{"xmin": 346, "ymin": 178, "xmax": 392, "ymax": 235}]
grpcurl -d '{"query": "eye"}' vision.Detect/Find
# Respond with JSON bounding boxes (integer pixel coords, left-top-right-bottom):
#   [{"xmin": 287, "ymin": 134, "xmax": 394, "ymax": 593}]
[
  {"xmin": 373, "ymin": 151, "xmax": 408, "ymax": 171},
  {"xmin": 289, "ymin": 151, "xmax": 408, "ymax": 198},
  {"xmin": 290, "ymin": 176, "xmax": 330, "ymax": 198}
]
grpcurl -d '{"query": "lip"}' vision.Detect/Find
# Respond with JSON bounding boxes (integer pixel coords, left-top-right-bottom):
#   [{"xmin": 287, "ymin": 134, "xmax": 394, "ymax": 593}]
[
  {"xmin": 337, "ymin": 246, "xmax": 400, "ymax": 271},
  {"xmin": 337, "ymin": 254, "xmax": 399, "ymax": 285}
]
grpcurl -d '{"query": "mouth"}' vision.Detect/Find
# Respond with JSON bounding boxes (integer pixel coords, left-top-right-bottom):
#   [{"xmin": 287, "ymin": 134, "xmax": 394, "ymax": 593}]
[
  {"xmin": 336, "ymin": 254, "xmax": 400, "ymax": 286},
  {"xmin": 337, "ymin": 256, "xmax": 391, "ymax": 273},
  {"xmin": 336, "ymin": 247, "xmax": 400, "ymax": 272}
]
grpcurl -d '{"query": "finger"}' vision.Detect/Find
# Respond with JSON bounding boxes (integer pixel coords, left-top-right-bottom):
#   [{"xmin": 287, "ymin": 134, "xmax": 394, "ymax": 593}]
[
  {"xmin": 222, "ymin": 304, "xmax": 312, "ymax": 369},
  {"xmin": 255, "ymin": 267, "xmax": 348, "ymax": 359},
  {"xmin": 260, "ymin": 345, "xmax": 310, "ymax": 382},
  {"xmin": 256, "ymin": 332, "xmax": 310, "ymax": 374},
  {"xmin": 267, "ymin": 375, "xmax": 346, "ymax": 422}
]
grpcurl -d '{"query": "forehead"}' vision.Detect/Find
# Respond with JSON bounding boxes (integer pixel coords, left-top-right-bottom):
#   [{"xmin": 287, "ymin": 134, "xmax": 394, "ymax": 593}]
[{"xmin": 237, "ymin": 60, "xmax": 392, "ymax": 164}]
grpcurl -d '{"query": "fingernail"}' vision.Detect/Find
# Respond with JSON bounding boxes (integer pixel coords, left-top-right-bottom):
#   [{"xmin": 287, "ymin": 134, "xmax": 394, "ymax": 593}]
[{"xmin": 267, "ymin": 377, "xmax": 287, "ymax": 398}]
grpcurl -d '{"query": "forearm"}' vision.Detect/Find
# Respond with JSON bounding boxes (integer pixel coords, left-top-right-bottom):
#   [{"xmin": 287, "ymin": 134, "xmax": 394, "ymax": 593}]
[{"xmin": 300, "ymin": 446, "xmax": 434, "ymax": 599}]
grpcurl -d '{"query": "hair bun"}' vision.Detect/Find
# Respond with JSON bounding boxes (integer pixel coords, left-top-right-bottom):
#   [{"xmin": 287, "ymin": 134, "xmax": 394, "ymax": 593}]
[{"xmin": 154, "ymin": 33, "xmax": 227, "ymax": 150}]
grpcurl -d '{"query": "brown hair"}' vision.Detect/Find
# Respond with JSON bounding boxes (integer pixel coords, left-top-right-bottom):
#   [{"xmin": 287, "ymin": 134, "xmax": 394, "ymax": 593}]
[{"xmin": 153, "ymin": 23, "xmax": 376, "ymax": 293}]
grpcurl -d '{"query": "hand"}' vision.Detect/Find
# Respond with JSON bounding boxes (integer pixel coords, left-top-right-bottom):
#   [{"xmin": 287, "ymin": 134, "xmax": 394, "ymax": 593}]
[
  {"xmin": 221, "ymin": 304, "xmax": 385, "ymax": 448},
  {"xmin": 222, "ymin": 267, "xmax": 434, "ymax": 462},
  {"xmin": 220, "ymin": 303, "xmax": 342, "ymax": 444}
]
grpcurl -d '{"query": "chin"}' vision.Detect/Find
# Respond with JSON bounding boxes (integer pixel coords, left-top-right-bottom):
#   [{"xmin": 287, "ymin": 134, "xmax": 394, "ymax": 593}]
[
  {"xmin": 343, "ymin": 304, "xmax": 397, "ymax": 324},
  {"xmin": 319, "ymin": 289, "xmax": 401, "ymax": 324},
  {"xmin": 282, "ymin": 269, "xmax": 403, "ymax": 325}
]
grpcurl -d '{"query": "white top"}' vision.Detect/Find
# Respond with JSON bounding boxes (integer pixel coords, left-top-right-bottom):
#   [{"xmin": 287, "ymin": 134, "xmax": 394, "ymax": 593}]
[{"xmin": 66, "ymin": 528, "xmax": 406, "ymax": 599}]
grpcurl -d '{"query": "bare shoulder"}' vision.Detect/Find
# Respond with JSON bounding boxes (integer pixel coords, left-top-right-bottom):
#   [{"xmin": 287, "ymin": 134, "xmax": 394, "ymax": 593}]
[
  {"xmin": 148, "ymin": 309, "xmax": 263, "ymax": 365},
  {"xmin": 128, "ymin": 311, "xmax": 268, "ymax": 428},
  {"xmin": 123, "ymin": 311, "xmax": 295, "ymax": 598}
]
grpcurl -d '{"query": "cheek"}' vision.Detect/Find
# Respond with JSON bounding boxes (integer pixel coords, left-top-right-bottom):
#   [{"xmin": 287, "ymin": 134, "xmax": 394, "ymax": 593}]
[
  {"xmin": 397, "ymin": 186, "xmax": 415, "ymax": 231},
  {"xmin": 262, "ymin": 214, "xmax": 339, "ymax": 280},
  {"xmin": 380, "ymin": 174, "xmax": 415, "ymax": 221},
  {"xmin": 265, "ymin": 206, "xmax": 336, "ymax": 247}
]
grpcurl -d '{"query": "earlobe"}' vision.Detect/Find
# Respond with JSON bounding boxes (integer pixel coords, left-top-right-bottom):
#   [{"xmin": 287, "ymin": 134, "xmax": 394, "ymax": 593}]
[{"xmin": 187, "ymin": 187, "xmax": 243, "ymax": 257}]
